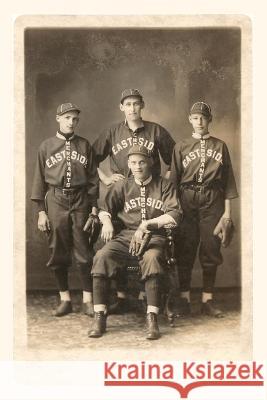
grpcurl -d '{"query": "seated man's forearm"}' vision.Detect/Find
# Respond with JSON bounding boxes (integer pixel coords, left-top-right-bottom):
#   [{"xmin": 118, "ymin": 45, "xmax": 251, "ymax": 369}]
[
  {"xmin": 97, "ymin": 168, "xmax": 109, "ymax": 184},
  {"xmin": 98, "ymin": 210, "xmax": 112, "ymax": 224},
  {"xmin": 146, "ymin": 214, "xmax": 177, "ymax": 230}
]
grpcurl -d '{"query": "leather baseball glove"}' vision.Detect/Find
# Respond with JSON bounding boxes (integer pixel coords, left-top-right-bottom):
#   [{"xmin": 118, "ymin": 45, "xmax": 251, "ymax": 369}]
[
  {"xmin": 83, "ymin": 214, "xmax": 101, "ymax": 245},
  {"xmin": 213, "ymin": 217, "xmax": 235, "ymax": 248},
  {"xmin": 129, "ymin": 229, "xmax": 152, "ymax": 257}
]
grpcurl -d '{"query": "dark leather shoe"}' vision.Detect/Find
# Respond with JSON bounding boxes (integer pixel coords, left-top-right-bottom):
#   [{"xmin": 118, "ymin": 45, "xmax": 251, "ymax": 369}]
[
  {"xmin": 146, "ymin": 312, "xmax": 160, "ymax": 340},
  {"xmin": 53, "ymin": 301, "xmax": 72, "ymax": 317},
  {"xmin": 88, "ymin": 312, "xmax": 107, "ymax": 338},
  {"xmin": 82, "ymin": 301, "xmax": 94, "ymax": 317},
  {"xmin": 201, "ymin": 300, "xmax": 224, "ymax": 318},
  {"xmin": 179, "ymin": 298, "xmax": 191, "ymax": 317},
  {"xmin": 108, "ymin": 298, "xmax": 128, "ymax": 315}
]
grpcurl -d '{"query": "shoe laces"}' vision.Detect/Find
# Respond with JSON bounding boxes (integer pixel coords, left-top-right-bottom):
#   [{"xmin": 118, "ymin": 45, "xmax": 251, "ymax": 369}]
[
  {"xmin": 147, "ymin": 312, "xmax": 156, "ymax": 321},
  {"xmin": 95, "ymin": 311, "xmax": 104, "ymax": 319}
]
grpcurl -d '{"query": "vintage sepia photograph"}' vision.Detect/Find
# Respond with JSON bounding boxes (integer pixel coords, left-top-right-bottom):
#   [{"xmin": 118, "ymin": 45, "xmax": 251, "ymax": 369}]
[{"xmin": 14, "ymin": 15, "xmax": 251, "ymax": 361}]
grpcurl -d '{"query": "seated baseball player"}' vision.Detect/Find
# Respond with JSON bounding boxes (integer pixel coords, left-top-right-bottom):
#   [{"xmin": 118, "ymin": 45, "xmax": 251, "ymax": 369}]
[{"xmin": 88, "ymin": 145, "xmax": 182, "ymax": 340}]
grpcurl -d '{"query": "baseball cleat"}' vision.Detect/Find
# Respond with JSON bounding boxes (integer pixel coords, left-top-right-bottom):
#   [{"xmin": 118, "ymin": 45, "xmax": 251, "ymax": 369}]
[
  {"xmin": 179, "ymin": 298, "xmax": 191, "ymax": 317},
  {"xmin": 88, "ymin": 312, "xmax": 107, "ymax": 338},
  {"xmin": 53, "ymin": 301, "xmax": 72, "ymax": 317},
  {"xmin": 82, "ymin": 301, "xmax": 94, "ymax": 317},
  {"xmin": 108, "ymin": 298, "xmax": 128, "ymax": 315},
  {"xmin": 201, "ymin": 300, "xmax": 225, "ymax": 318},
  {"xmin": 146, "ymin": 312, "xmax": 160, "ymax": 340}
]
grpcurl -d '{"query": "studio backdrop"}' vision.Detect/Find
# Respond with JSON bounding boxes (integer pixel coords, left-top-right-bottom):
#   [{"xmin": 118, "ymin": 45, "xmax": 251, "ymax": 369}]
[{"xmin": 25, "ymin": 27, "xmax": 241, "ymax": 290}]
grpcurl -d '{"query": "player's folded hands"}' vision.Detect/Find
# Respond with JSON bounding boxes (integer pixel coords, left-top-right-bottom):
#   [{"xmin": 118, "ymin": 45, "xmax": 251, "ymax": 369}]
[{"xmin": 129, "ymin": 223, "xmax": 152, "ymax": 257}]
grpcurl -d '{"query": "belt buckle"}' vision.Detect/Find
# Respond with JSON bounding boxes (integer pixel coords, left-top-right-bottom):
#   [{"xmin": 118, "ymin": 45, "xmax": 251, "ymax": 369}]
[{"xmin": 62, "ymin": 188, "xmax": 69, "ymax": 195}]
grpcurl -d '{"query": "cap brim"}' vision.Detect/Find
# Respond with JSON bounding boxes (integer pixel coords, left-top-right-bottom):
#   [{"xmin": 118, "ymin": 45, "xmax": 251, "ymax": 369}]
[
  {"xmin": 190, "ymin": 111, "xmax": 211, "ymax": 117},
  {"xmin": 57, "ymin": 107, "xmax": 80, "ymax": 115},
  {"xmin": 127, "ymin": 151, "xmax": 150, "ymax": 158},
  {"xmin": 121, "ymin": 95, "xmax": 143, "ymax": 104}
]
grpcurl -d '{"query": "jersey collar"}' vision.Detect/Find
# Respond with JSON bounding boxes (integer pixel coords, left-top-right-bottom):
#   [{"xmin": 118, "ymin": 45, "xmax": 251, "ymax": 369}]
[
  {"xmin": 56, "ymin": 131, "xmax": 75, "ymax": 141},
  {"xmin": 124, "ymin": 119, "xmax": 145, "ymax": 134},
  {"xmin": 134, "ymin": 175, "xmax": 153, "ymax": 186},
  {"xmin": 192, "ymin": 132, "xmax": 210, "ymax": 140}
]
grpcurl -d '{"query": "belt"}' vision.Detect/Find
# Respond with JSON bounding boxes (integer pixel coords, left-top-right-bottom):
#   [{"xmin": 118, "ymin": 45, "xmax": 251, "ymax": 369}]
[
  {"xmin": 183, "ymin": 184, "xmax": 205, "ymax": 192},
  {"xmin": 51, "ymin": 186, "xmax": 84, "ymax": 195},
  {"xmin": 181, "ymin": 183, "xmax": 221, "ymax": 192}
]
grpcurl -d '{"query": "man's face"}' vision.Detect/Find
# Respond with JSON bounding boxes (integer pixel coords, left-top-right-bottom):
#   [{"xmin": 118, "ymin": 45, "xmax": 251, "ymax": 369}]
[
  {"xmin": 128, "ymin": 154, "xmax": 152, "ymax": 181},
  {"xmin": 56, "ymin": 110, "xmax": 79, "ymax": 134},
  {"xmin": 189, "ymin": 113, "xmax": 210, "ymax": 135},
  {"xmin": 120, "ymin": 96, "xmax": 144, "ymax": 122}
]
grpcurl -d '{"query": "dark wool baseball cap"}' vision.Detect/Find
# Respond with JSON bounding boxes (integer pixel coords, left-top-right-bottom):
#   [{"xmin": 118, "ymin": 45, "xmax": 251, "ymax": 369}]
[
  {"xmin": 190, "ymin": 102, "xmax": 212, "ymax": 117},
  {"xmin": 120, "ymin": 89, "xmax": 143, "ymax": 104},
  {"xmin": 56, "ymin": 102, "xmax": 81, "ymax": 116},
  {"xmin": 127, "ymin": 145, "xmax": 152, "ymax": 158}
]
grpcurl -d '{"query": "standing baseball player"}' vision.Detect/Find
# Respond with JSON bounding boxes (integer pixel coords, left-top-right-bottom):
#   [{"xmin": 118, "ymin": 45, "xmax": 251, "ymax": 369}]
[
  {"xmin": 88, "ymin": 145, "xmax": 182, "ymax": 339},
  {"xmin": 93, "ymin": 89, "xmax": 176, "ymax": 311},
  {"xmin": 170, "ymin": 102, "xmax": 238, "ymax": 317},
  {"xmin": 31, "ymin": 103, "xmax": 99, "ymax": 317}
]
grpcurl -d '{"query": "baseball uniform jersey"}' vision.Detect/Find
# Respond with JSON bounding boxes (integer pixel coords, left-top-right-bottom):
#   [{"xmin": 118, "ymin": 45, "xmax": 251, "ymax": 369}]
[
  {"xmin": 93, "ymin": 120, "xmax": 175, "ymax": 176},
  {"xmin": 31, "ymin": 132, "xmax": 99, "ymax": 273},
  {"xmin": 170, "ymin": 134, "xmax": 238, "ymax": 292},
  {"xmin": 31, "ymin": 132, "xmax": 99, "ymax": 205},
  {"xmin": 170, "ymin": 135, "xmax": 238, "ymax": 198},
  {"xmin": 91, "ymin": 174, "xmax": 182, "ymax": 280}
]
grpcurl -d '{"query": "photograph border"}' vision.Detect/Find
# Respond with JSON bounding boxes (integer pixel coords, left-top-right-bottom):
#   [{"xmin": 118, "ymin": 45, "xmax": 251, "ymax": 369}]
[{"xmin": 14, "ymin": 14, "xmax": 252, "ymax": 361}]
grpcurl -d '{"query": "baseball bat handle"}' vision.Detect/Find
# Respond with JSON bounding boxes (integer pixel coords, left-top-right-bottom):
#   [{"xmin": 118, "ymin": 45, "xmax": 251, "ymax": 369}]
[{"xmin": 83, "ymin": 218, "xmax": 91, "ymax": 232}]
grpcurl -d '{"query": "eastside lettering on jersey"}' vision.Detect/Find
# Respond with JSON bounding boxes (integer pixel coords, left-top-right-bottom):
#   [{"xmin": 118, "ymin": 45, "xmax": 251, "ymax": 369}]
[
  {"xmin": 112, "ymin": 137, "xmax": 154, "ymax": 155},
  {"xmin": 45, "ymin": 150, "xmax": 88, "ymax": 168},
  {"xmin": 124, "ymin": 197, "xmax": 164, "ymax": 213},
  {"xmin": 182, "ymin": 148, "xmax": 223, "ymax": 169}
]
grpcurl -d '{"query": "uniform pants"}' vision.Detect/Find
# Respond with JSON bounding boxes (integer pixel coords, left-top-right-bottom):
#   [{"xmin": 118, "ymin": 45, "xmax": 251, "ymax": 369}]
[
  {"xmin": 46, "ymin": 187, "xmax": 93, "ymax": 291},
  {"xmin": 175, "ymin": 187, "xmax": 224, "ymax": 293},
  {"xmin": 91, "ymin": 230, "xmax": 166, "ymax": 307}
]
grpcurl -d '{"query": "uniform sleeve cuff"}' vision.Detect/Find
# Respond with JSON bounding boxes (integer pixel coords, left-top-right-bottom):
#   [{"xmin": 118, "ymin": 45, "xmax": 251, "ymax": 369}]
[
  {"xmin": 32, "ymin": 200, "xmax": 45, "ymax": 213},
  {"xmin": 98, "ymin": 211, "xmax": 112, "ymax": 223}
]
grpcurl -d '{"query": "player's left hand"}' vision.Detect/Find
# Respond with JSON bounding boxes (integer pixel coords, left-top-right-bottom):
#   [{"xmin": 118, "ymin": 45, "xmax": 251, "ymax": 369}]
[
  {"xmin": 83, "ymin": 213, "xmax": 101, "ymax": 245},
  {"xmin": 213, "ymin": 216, "xmax": 235, "ymax": 247},
  {"xmin": 134, "ymin": 221, "xmax": 148, "ymax": 240}
]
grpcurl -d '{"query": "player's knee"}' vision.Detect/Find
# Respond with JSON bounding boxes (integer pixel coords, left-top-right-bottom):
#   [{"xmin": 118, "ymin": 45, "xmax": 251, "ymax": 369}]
[
  {"xmin": 93, "ymin": 247, "xmax": 111, "ymax": 263},
  {"xmin": 142, "ymin": 248, "xmax": 163, "ymax": 263},
  {"xmin": 92, "ymin": 273, "xmax": 106, "ymax": 279}
]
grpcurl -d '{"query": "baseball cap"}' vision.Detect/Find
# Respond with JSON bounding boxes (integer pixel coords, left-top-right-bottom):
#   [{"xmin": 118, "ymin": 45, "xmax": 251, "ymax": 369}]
[
  {"xmin": 127, "ymin": 145, "xmax": 152, "ymax": 158},
  {"xmin": 190, "ymin": 102, "xmax": 212, "ymax": 117},
  {"xmin": 56, "ymin": 102, "xmax": 81, "ymax": 116},
  {"xmin": 120, "ymin": 89, "xmax": 143, "ymax": 104}
]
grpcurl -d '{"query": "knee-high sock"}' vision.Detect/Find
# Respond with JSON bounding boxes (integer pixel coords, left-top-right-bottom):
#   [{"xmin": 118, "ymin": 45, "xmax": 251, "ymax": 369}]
[
  {"xmin": 93, "ymin": 275, "xmax": 109, "ymax": 305},
  {"xmin": 54, "ymin": 269, "xmax": 68, "ymax": 292},
  {"xmin": 145, "ymin": 275, "xmax": 160, "ymax": 308},
  {"xmin": 202, "ymin": 266, "xmax": 218, "ymax": 293},
  {"xmin": 78, "ymin": 264, "xmax": 92, "ymax": 292}
]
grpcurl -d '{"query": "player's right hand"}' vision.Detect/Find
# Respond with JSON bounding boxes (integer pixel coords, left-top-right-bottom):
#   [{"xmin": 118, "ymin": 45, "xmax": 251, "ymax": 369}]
[
  {"xmin": 38, "ymin": 211, "xmax": 50, "ymax": 232},
  {"xmin": 101, "ymin": 219, "xmax": 114, "ymax": 243},
  {"xmin": 105, "ymin": 174, "xmax": 125, "ymax": 186}
]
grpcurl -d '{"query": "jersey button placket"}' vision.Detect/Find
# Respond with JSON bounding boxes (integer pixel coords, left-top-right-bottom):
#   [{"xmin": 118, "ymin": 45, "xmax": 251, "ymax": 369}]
[
  {"xmin": 197, "ymin": 139, "xmax": 206, "ymax": 184},
  {"xmin": 65, "ymin": 140, "xmax": 72, "ymax": 188}
]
